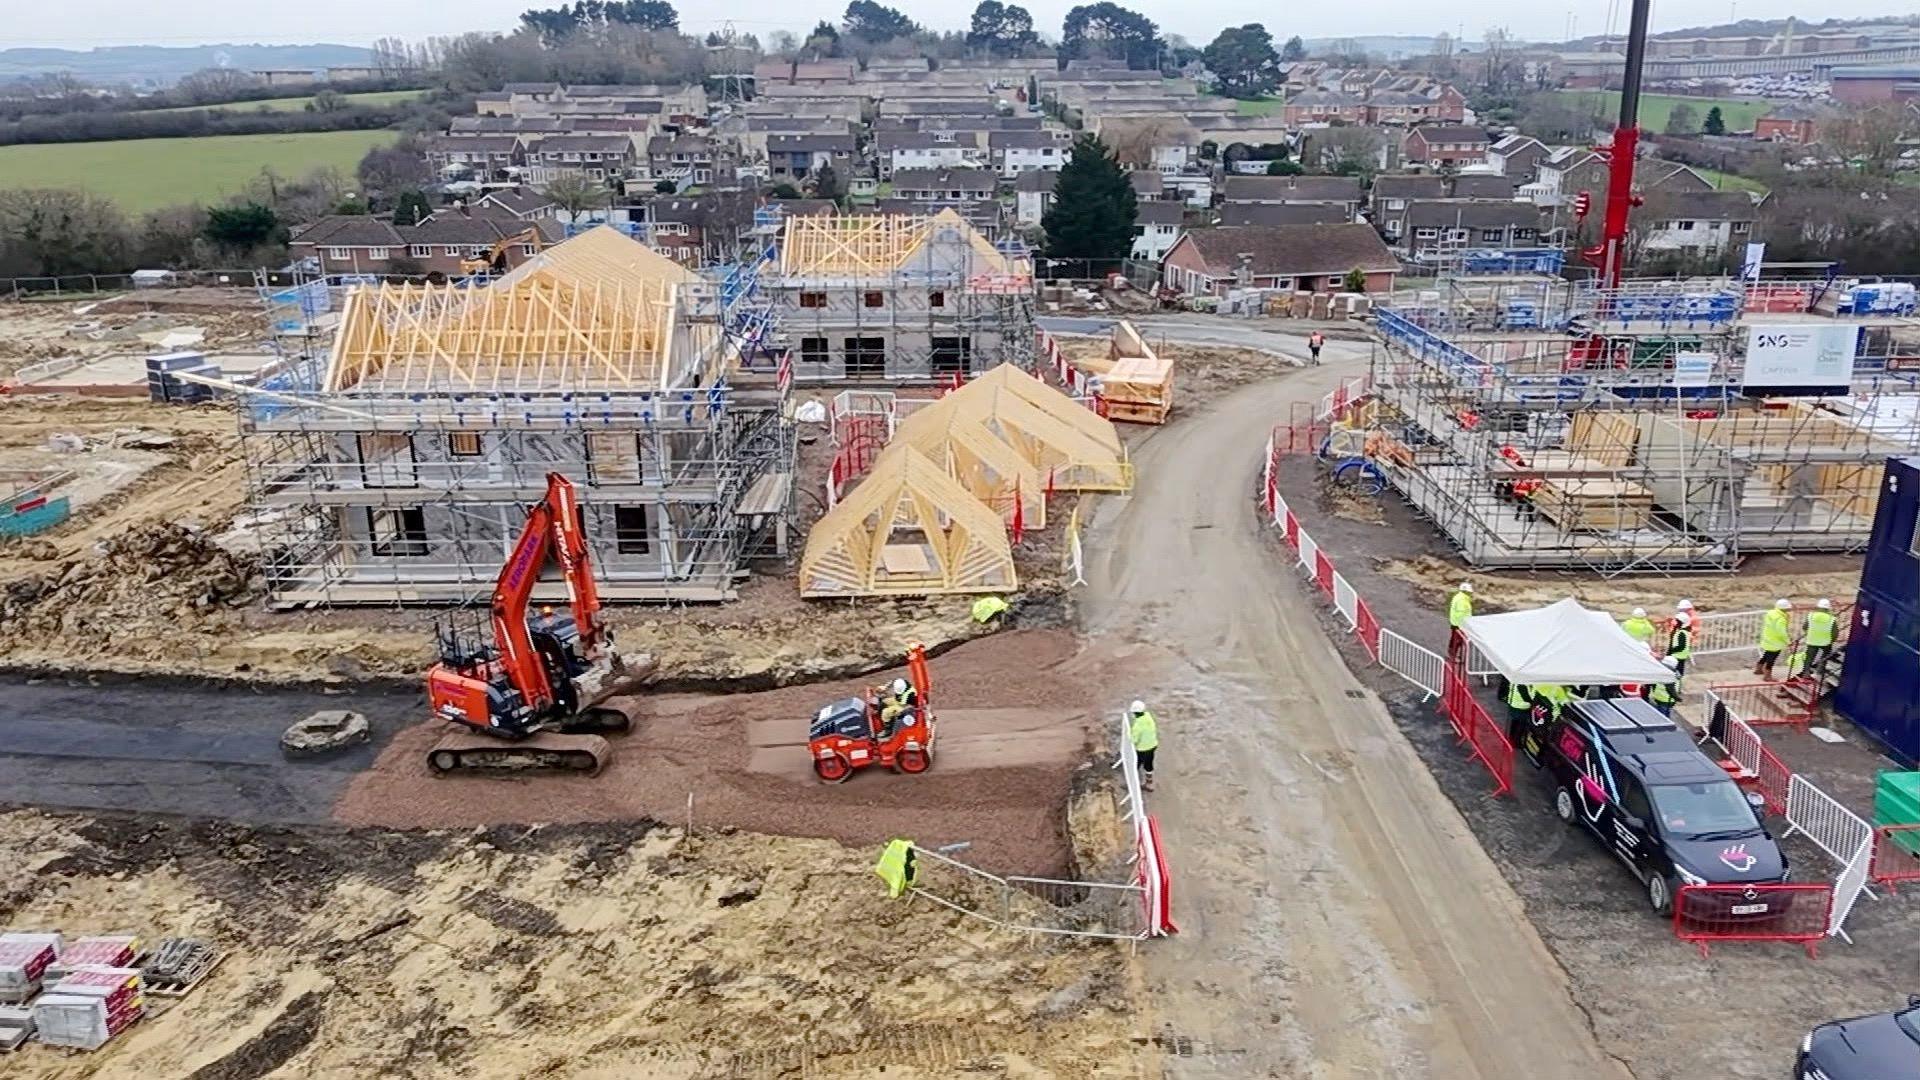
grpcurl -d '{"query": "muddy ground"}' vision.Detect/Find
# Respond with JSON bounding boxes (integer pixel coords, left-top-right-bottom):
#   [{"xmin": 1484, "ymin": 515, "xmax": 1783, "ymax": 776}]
[
  {"xmin": 1269, "ymin": 444, "xmax": 1919, "ymax": 1080},
  {"xmin": 0, "ymin": 809, "xmax": 1152, "ymax": 1079},
  {"xmin": 0, "ymin": 297, "xmax": 266, "ymax": 382}
]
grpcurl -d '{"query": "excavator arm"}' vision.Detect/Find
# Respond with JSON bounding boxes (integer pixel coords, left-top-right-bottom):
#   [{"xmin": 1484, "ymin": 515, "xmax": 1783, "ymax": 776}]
[{"xmin": 487, "ymin": 472, "xmax": 609, "ymax": 716}]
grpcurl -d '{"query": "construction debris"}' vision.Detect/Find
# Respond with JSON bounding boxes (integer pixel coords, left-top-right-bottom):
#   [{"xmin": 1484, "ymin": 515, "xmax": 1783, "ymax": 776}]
[{"xmin": 280, "ymin": 710, "xmax": 371, "ymax": 758}]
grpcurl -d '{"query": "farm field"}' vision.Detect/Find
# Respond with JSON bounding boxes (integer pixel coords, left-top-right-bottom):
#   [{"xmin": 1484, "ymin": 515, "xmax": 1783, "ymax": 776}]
[
  {"xmin": 1233, "ymin": 96, "xmax": 1285, "ymax": 116},
  {"xmin": 146, "ymin": 89, "xmax": 425, "ymax": 114},
  {"xmin": 1550, "ymin": 90, "xmax": 1772, "ymax": 133},
  {"xmin": 0, "ymin": 129, "xmax": 401, "ymax": 213},
  {"xmin": 1692, "ymin": 165, "xmax": 1770, "ymax": 194}
]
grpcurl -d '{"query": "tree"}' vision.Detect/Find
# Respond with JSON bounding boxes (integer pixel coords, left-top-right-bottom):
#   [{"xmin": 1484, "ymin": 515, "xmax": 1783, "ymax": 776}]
[
  {"xmin": 1265, "ymin": 159, "xmax": 1303, "ymax": 175},
  {"xmin": 0, "ymin": 189, "xmax": 132, "ymax": 277},
  {"xmin": 804, "ymin": 21, "xmax": 842, "ymax": 58},
  {"xmin": 653, "ymin": 179, "xmax": 678, "ymax": 194},
  {"xmin": 967, "ymin": 1, "xmax": 1037, "ymax": 55},
  {"xmin": 1664, "ymin": 103, "xmax": 1699, "ymax": 136},
  {"xmin": 175, "ymin": 67, "xmax": 265, "ymax": 105},
  {"xmin": 543, "ymin": 173, "xmax": 610, "ymax": 219},
  {"xmin": 1703, "ymin": 106, "xmax": 1726, "ymax": 136},
  {"xmin": 1281, "ymin": 36, "xmax": 1306, "ymax": 62},
  {"xmin": 1308, "ymin": 126, "xmax": 1385, "ymax": 176},
  {"xmin": 1342, "ymin": 267, "xmax": 1368, "ymax": 293},
  {"xmin": 1060, "ymin": 3, "xmax": 1163, "ymax": 70},
  {"xmin": 393, "ymin": 190, "xmax": 433, "ymax": 226},
  {"xmin": 1202, "ymin": 24, "xmax": 1280, "ymax": 99},
  {"xmin": 308, "ymin": 89, "xmax": 348, "ymax": 114},
  {"xmin": 1103, "ymin": 117, "xmax": 1195, "ymax": 168},
  {"xmin": 132, "ymin": 205, "xmax": 208, "ymax": 268},
  {"xmin": 1823, "ymin": 105, "xmax": 1917, "ymax": 175},
  {"xmin": 203, "ymin": 203, "xmax": 283, "ymax": 251},
  {"xmin": 843, "ymin": 1, "xmax": 918, "ymax": 41},
  {"xmin": 768, "ymin": 182, "xmax": 804, "ymax": 199},
  {"xmin": 1042, "ymin": 132, "xmax": 1136, "ymax": 260},
  {"xmin": 520, "ymin": 0, "xmax": 679, "ymax": 42},
  {"xmin": 810, "ymin": 161, "xmax": 847, "ymax": 204},
  {"xmin": 358, "ymin": 138, "xmax": 434, "ymax": 197}
]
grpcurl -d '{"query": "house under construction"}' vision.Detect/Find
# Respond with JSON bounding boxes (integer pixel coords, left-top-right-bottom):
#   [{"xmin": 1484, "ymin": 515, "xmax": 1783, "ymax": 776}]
[
  {"xmin": 772, "ymin": 209, "xmax": 1035, "ymax": 382},
  {"xmin": 1363, "ymin": 279, "xmax": 1920, "ymax": 574},
  {"xmin": 242, "ymin": 225, "xmax": 793, "ymax": 606}
]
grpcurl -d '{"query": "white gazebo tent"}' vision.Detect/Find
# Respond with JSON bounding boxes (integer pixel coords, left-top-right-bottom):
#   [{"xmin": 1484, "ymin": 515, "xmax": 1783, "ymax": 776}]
[{"xmin": 1460, "ymin": 598, "xmax": 1676, "ymax": 686}]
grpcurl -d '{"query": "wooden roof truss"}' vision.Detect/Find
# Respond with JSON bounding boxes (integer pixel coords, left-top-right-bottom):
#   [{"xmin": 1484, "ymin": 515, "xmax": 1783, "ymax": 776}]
[
  {"xmin": 896, "ymin": 397, "xmax": 1049, "ymax": 528},
  {"xmin": 799, "ymin": 444, "xmax": 1016, "ymax": 598}
]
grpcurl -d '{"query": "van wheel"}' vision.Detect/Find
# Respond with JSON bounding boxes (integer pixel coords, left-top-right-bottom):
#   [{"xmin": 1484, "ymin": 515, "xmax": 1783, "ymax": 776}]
[
  {"xmin": 1647, "ymin": 873, "xmax": 1674, "ymax": 916},
  {"xmin": 1553, "ymin": 785, "xmax": 1576, "ymax": 825}
]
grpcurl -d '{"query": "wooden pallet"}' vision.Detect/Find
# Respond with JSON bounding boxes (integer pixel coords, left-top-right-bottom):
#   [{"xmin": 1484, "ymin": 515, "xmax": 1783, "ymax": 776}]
[
  {"xmin": 0, "ymin": 1007, "xmax": 33, "ymax": 1053},
  {"xmin": 143, "ymin": 940, "xmax": 223, "ymax": 999}
]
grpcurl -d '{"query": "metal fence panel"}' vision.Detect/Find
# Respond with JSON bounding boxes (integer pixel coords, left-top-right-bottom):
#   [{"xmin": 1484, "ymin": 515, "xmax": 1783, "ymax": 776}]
[
  {"xmin": 1380, "ymin": 629, "xmax": 1444, "ymax": 699},
  {"xmin": 1785, "ymin": 773, "xmax": 1875, "ymax": 871}
]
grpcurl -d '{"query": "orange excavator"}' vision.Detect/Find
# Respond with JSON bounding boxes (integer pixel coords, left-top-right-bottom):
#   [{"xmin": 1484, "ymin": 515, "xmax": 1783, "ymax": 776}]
[
  {"xmin": 807, "ymin": 644, "xmax": 936, "ymax": 782},
  {"xmin": 424, "ymin": 471, "xmax": 649, "ymax": 775}
]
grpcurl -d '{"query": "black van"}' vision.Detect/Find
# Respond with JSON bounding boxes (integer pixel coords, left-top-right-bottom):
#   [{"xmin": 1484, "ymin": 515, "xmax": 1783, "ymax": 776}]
[
  {"xmin": 1797, "ymin": 996, "xmax": 1920, "ymax": 1079},
  {"xmin": 1539, "ymin": 697, "xmax": 1789, "ymax": 915}
]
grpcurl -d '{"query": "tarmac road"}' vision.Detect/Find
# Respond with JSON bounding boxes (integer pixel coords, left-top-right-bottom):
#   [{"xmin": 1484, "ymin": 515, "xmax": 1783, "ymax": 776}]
[
  {"xmin": 1038, "ymin": 313, "xmax": 1363, "ymax": 355},
  {"xmin": 1081, "ymin": 353, "xmax": 1630, "ymax": 1078}
]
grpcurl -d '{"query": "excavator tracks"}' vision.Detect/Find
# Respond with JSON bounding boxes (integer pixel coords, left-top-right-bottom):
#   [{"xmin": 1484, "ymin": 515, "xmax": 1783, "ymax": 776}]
[{"xmin": 426, "ymin": 730, "xmax": 613, "ymax": 776}]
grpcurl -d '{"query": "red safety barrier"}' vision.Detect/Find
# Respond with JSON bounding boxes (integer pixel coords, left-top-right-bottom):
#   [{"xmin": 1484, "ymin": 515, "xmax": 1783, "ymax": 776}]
[
  {"xmin": 1871, "ymin": 823, "xmax": 1920, "ymax": 893},
  {"xmin": 1707, "ymin": 680, "xmax": 1816, "ymax": 727},
  {"xmin": 1282, "ymin": 511, "xmax": 1300, "ymax": 551},
  {"xmin": 1354, "ymin": 598, "xmax": 1382, "ymax": 660},
  {"xmin": 1313, "ymin": 550, "xmax": 1335, "ymax": 597},
  {"xmin": 1754, "ymin": 742, "xmax": 1793, "ymax": 817},
  {"xmin": 1672, "ymin": 883, "xmax": 1834, "ymax": 958},
  {"xmin": 1441, "ymin": 664, "xmax": 1513, "ymax": 796}
]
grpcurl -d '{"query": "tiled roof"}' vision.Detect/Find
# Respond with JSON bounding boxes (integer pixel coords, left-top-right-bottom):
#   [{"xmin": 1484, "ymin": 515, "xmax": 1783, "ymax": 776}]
[{"xmin": 1178, "ymin": 223, "xmax": 1400, "ymax": 277}]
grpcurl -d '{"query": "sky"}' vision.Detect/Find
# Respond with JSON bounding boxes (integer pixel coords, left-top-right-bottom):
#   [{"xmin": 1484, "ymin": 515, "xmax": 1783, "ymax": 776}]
[{"xmin": 8, "ymin": 0, "xmax": 1910, "ymax": 52}]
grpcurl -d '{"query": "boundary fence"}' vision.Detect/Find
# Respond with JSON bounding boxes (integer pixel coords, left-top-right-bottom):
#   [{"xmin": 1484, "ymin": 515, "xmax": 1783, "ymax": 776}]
[
  {"xmin": 1673, "ymin": 883, "xmax": 1835, "ymax": 958},
  {"xmin": 902, "ymin": 712, "xmax": 1174, "ymax": 942},
  {"xmin": 1261, "ymin": 394, "xmax": 1514, "ymax": 798},
  {"xmin": 1701, "ymin": 687, "xmax": 1881, "ymax": 944}
]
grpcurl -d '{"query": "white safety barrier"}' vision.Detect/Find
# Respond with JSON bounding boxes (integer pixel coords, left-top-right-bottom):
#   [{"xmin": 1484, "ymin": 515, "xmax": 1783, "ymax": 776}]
[
  {"xmin": 1828, "ymin": 838, "xmax": 1876, "ymax": 945},
  {"xmin": 1296, "ymin": 528, "xmax": 1321, "ymax": 577},
  {"xmin": 1379, "ymin": 628, "xmax": 1446, "ymax": 700},
  {"xmin": 1687, "ymin": 608, "xmax": 1767, "ymax": 658},
  {"xmin": 1332, "ymin": 574, "xmax": 1360, "ymax": 629},
  {"xmin": 1786, "ymin": 773, "xmax": 1877, "ymax": 871}
]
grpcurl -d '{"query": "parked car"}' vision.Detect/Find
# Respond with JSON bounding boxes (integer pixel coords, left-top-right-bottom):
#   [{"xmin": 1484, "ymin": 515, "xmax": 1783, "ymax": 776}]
[
  {"xmin": 1797, "ymin": 996, "xmax": 1920, "ymax": 1079},
  {"xmin": 1535, "ymin": 696, "xmax": 1788, "ymax": 915}
]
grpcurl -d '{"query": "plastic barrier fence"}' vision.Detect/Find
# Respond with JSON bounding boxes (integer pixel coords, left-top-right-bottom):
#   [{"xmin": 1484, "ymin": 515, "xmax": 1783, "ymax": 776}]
[
  {"xmin": 1706, "ymin": 680, "xmax": 1816, "ymax": 727},
  {"xmin": 1673, "ymin": 883, "xmax": 1835, "ymax": 958},
  {"xmin": 1442, "ymin": 664, "xmax": 1515, "ymax": 797}
]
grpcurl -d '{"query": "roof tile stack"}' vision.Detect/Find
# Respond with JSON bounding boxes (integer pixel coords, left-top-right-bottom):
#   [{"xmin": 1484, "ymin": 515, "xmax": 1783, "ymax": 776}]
[{"xmin": 32, "ymin": 966, "xmax": 146, "ymax": 1050}]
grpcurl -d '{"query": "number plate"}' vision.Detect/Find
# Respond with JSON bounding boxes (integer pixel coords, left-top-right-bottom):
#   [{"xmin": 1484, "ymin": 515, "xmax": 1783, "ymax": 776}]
[{"xmin": 1730, "ymin": 902, "xmax": 1768, "ymax": 915}]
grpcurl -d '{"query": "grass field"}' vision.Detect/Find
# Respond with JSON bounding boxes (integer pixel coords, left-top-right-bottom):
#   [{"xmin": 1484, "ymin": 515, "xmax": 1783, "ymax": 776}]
[
  {"xmin": 0, "ymin": 130, "xmax": 402, "ymax": 213},
  {"xmin": 147, "ymin": 89, "xmax": 425, "ymax": 114},
  {"xmin": 1550, "ymin": 91, "xmax": 1771, "ymax": 134},
  {"xmin": 1691, "ymin": 166, "xmax": 1769, "ymax": 194},
  {"xmin": 1233, "ymin": 96, "xmax": 1285, "ymax": 117}
]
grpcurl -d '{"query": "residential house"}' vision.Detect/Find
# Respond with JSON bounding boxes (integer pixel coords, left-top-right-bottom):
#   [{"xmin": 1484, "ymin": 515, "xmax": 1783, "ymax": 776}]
[
  {"xmin": 1401, "ymin": 125, "xmax": 1489, "ymax": 168},
  {"xmin": 752, "ymin": 59, "xmax": 857, "ymax": 87},
  {"xmin": 1534, "ymin": 150, "xmax": 1712, "ymax": 208},
  {"xmin": 890, "ymin": 168, "xmax": 998, "ymax": 205},
  {"xmin": 1221, "ymin": 203, "xmax": 1351, "ymax": 227},
  {"xmin": 1487, "ymin": 134, "xmax": 1551, "ymax": 180},
  {"xmin": 1640, "ymin": 191, "xmax": 1759, "ymax": 256},
  {"xmin": 1401, "ymin": 202, "xmax": 1544, "ymax": 256},
  {"xmin": 1013, "ymin": 169, "xmax": 1056, "ymax": 227},
  {"xmin": 879, "ymin": 131, "xmax": 986, "ymax": 179},
  {"xmin": 1127, "ymin": 170, "xmax": 1168, "ymax": 202},
  {"xmin": 644, "ymin": 133, "xmax": 725, "ymax": 188},
  {"xmin": 1222, "ymin": 175, "xmax": 1363, "ymax": 217},
  {"xmin": 526, "ymin": 134, "xmax": 641, "ymax": 185},
  {"xmin": 1366, "ymin": 174, "xmax": 1448, "ymax": 239},
  {"xmin": 424, "ymin": 135, "xmax": 526, "ymax": 181},
  {"xmin": 1130, "ymin": 201, "xmax": 1185, "ymax": 262},
  {"xmin": 1282, "ymin": 90, "xmax": 1370, "ymax": 127},
  {"xmin": 289, "ymin": 211, "xmax": 563, "ymax": 277},
  {"xmin": 766, "ymin": 133, "xmax": 856, "ymax": 181},
  {"xmin": 638, "ymin": 196, "xmax": 711, "ymax": 265},
  {"xmin": 1450, "ymin": 175, "xmax": 1520, "ymax": 199},
  {"xmin": 875, "ymin": 197, "xmax": 1002, "ymax": 241},
  {"xmin": 1754, "ymin": 103, "xmax": 1822, "ymax": 144},
  {"xmin": 1160, "ymin": 223, "xmax": 1400, "ymax": 296},
  {"xmin": 989, "ymin": 130, "xmax": 1069, "ymax": 178},
  {"xmin": 475, "ymin": 92, "xmax": 512, "ymax": 116},
  {"xmin": 503, "ymin": 82, "xmax": 563, "ymax": 108},
  {"xmin": 475, "ymin": 186, "xmax": 561, "ymax": 222}
]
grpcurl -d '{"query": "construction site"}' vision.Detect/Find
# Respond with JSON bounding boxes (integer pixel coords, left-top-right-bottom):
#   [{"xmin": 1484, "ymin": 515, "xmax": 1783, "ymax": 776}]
[{"xmin": 1354, "ymin": 277, "xmax": 1920, "ymax": 573}]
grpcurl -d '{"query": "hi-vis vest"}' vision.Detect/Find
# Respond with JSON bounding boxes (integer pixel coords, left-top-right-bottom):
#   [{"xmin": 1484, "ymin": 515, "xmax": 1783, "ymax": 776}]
[
  {"xmin": 1649, "ymin": 682, "xmax": 1677, "ymax": 705},
  {"xmin": 874, "ymin": 838, "xmax": 917, "ymax": 899},
  {"xmin": 1130, "ymin": 710, "xmax": 1159, "ymax": 753},
  {"xmin": 1761, "ymin": 608, "xmax": 1791, "ymax": 652},
  {"xmin": 1506, "ymin": 681, "xmax": 1531, "ymax": 710},
  {"xmin": 1622, "ymin": 616, "xmax": 1655, "ymax": 645},
  {"xmin": 1449, "ymin": 591, "xmax": 1473, "ymax": 629},
  {"xmin": 1806, "ymin": 609, "xmax": 1837, "ymax": 647},
  {"xmin": 1667, "ymin": 623, "xmax": 1692, "ymax": 660}
]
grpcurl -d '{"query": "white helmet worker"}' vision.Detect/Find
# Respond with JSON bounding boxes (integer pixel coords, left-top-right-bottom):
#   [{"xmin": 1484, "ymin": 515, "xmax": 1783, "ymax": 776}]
[
  {"xmin": 1676, "ymin": 599, "xmax": 1694, "ymax": 611},
  {"xmin": 1662, "ymin": 654, "xmax": 1679, "ymax": 670},
  {"xmin": 1776, "ymin": 598, "xmax": 1792, "ymax": 610},
  {"xmin": 890, "ymin": 677, "xmax": 910, "ymax": 697},
  {"xmin": 1129, "ymin": 700, "xmax": 1148, "ymax": 716},
  {"xmin": 1817, "ymin": 598, "xmax": 1833, "ymax": 610},
  {"xmin": 1631, "ymin": 607, "xmax": 1647, "ymax": 618},
  {"xmin": 1458, "ymin": 581, "xmax": 1474, "ymax": 594}
]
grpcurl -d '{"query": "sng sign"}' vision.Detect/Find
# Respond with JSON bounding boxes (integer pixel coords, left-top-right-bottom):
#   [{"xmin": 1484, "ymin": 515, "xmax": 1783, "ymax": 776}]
[{"xmin": 1743, "ymin": 324, "xmax": 1860, "ymax": 395}]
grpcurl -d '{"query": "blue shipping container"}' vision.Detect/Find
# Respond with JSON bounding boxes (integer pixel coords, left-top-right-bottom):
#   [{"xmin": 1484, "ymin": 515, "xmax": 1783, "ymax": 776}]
[{"xmin": 1836, "ymin": 456, "xmax": 1920, "ymax": 767}]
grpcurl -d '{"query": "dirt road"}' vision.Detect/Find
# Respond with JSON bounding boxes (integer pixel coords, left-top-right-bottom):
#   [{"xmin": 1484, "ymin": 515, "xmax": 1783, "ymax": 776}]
[{"xmin": 1082, "ymin": 346, "xmax": 1631, "ymax": 1078}]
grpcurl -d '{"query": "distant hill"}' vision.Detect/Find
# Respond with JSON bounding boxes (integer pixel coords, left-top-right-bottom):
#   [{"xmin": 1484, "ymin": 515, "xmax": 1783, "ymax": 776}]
[{"xmin": 0, "ymin": 44, "xmax": 376, "ymax": 87}]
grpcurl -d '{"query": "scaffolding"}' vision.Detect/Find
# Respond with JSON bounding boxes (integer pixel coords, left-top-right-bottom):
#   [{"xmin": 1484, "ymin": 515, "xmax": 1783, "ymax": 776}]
[
  {"xmin": 1365, "ymin": 284, "xmax": 1920, "ymax": 574},
  {"xmin": 768, "ymin": 209, "xmax": 1036, "ymax": 382},
  {"xmin": 239, "ymin": 225, "xmax": 795, "ymax": 608}
]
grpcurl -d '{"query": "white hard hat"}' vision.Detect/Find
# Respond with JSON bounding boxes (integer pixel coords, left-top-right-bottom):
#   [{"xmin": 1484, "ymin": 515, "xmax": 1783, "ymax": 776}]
[
  {"xmin": 1459, "ymin": 581, "xmax": 1473, "ymax": 593},
  {"xmin": 1817, "ymin": 598, "xmax": 1832, "ymax": 610},
  {"xmin": 1631, "ymin": 607, "xmax": 1646, "ymax": 618},
  {"xmin": 891, "ymin": 677, "xmax": 909, "ymax": 695},
  {"xmin": 1677, "ymin": 599, "xmax": 1694, "ymax": 611},
  {"xmin": 1129, "ymin": 699, "xmax": 1147, "ymax": 715},
  {"xmin": 1775, "ymin": 598, "xmax": 1792, "ymax": 610}
]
